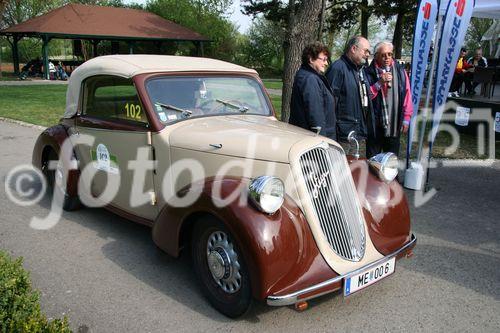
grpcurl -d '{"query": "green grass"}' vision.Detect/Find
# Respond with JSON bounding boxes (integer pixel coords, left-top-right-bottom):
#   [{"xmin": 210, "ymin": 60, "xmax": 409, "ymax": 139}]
[
  {"xmin": 269, "ymin": 94, "xmax": 282, "ymax": 119},
  {"xmin": 0, "ymin": 84, "xmax": 496, "ymax": 159},
  {"xmin": 262, "ymin": 79, "xmax": 283, "ymax": 90},
  {"xmin": 0, "ymin": 72, "xmax": 19, "ymax": 81},
  {"xmin": 0, "ymin": 85, "xmax": 66, "ymax": 126}
]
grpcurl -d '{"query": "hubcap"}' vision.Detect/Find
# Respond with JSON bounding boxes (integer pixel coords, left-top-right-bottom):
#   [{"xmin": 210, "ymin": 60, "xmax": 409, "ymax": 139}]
[{"xmin": 206, "ymin": 231, "xmax": 242, "ymax": 294}]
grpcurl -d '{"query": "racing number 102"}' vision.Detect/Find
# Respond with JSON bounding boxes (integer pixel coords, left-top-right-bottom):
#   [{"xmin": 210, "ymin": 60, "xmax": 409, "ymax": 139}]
[{"xmin": 125, "ymin": 103, "xmax": 142, "ymax": 120}]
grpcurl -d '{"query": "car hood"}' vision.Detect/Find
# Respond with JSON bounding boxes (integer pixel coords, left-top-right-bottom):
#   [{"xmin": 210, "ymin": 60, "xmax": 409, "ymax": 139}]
[{"xmin": 168, "ymin": 115, "xmax": 318, "ymax": 163}]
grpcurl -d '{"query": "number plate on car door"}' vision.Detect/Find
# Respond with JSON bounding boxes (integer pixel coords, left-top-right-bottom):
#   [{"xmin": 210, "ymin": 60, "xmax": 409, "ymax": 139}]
[{"xmin": 344, "ymin": 257, "xmax": 396, "ymax": 296}]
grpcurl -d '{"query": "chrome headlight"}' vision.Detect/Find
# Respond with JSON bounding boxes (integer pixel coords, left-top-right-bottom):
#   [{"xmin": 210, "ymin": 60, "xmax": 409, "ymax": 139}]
[
  {"xmin": 368, "ymin": 153, "xmax": 399, "ymax": 183},
  {"xmin": 248, "ymin": 176, "xmax": 284, "ymax": 214}
]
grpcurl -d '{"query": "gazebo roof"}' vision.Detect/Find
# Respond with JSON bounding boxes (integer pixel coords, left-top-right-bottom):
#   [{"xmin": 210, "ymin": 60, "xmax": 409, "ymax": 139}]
[{"xmin": 0, "ymin": 3, "xmax": 209, "ymax": 41}]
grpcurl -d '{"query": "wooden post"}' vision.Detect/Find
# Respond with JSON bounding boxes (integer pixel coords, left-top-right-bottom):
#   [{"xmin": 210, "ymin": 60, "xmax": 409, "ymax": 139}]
[
  {"xmin": 92, "ymin": 40, "xmax": 99, "ymax": 58},
  {"xmin": 195, "ymin": 41, "xmax": 204, "ymax": 57},
  {"xmin": 12, "ymin": 35, "xmax": 20, "ymax": 75},
  {"xmin": 111, "ymin": 41, "xmax": 119, "ymax": 54},
  {"xmin": 42, "ymin": 35, "xmax": 49, "ymax": 80},
  {"xmin": 154, "ymin": 41, "xmax": 162, "ymax": 53}
]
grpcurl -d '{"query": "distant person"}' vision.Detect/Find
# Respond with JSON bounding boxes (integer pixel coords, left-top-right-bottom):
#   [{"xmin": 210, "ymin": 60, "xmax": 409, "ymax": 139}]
[
  {"xmin": 467, "ymin": 47, "xmax": 488, "ymax": 94},
  {"xmin": 56, "ymin": 62, "xmax": 68, "ymax": 80},
  {"xmin": 48, "ymin": 61, "xmax": 57, "ymax": 80},
  {"xmin": 290, "ymin": 42, "xmax": 336, "ymax": 140},
  {"xmin": 449, "ymin": 47, "xmax": 474, "ymax": 97},
  {"xmin": 364, "ymin": 41, "xmax": 413, "ymax": 158},
  {"xmin": 325, "ymin": 36, "xmax": 375, "ymax": 149},
  {"xmin": 467, "ymin": 47, "xmax": 488, "ymax": 68}
]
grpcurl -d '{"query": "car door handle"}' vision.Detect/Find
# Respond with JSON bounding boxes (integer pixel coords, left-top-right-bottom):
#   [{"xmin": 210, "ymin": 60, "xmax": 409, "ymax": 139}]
[{"xmin": 209, "ymin": 143, "xmax": 222, "ymax": 149}]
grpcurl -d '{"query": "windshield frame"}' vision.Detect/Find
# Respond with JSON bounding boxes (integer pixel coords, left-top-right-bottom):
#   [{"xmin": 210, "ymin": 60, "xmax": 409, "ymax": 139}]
[{"xmin": 133, "ymin": 72, "xmax": 275, "ymax": 131}]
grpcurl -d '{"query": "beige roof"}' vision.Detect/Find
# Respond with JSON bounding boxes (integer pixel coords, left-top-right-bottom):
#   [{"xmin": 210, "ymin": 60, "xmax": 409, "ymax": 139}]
[{"xmin": 64, "ymin": 55, "xmax": 257, "ymax": 118}]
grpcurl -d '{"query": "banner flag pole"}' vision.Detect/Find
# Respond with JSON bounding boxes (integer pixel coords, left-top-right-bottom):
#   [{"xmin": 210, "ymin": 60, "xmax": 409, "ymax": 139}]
[{"xmin": 425, "ymin": 0, "xmax": 476, "ymax": 189}]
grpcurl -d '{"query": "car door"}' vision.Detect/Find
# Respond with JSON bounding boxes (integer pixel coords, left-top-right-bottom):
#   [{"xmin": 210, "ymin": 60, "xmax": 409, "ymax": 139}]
[{"xmin": 72, "ymin": 75, "xmax": 158, "ymax": 221}]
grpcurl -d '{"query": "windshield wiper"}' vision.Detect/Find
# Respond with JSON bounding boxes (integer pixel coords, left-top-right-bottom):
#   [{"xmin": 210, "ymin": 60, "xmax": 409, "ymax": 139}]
[
  {"xmin": 215, "ymin": 99, "xmax": 249, "ymax": 113},
  {"xmin": 157, "ymin": 102, "xmax": 193, "ymax": 118}
]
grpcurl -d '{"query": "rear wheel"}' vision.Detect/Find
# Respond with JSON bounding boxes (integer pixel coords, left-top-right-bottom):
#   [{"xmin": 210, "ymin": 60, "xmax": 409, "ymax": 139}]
[
  {"xmin": 42, "ymin": 148, "xmax": 81, "ymax": 211},
  {"xmin": 191, "ymin": 218, "xmax": 252, "ymax": 318}
]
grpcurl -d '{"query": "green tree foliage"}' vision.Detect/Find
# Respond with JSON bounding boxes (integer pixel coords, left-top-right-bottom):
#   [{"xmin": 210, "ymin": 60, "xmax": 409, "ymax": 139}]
[
  {"xmin": 326, "ymin": 0, "xmax": 374, "ymax": 38},
  {"xmin": 0, "ymin": 250, "xmax": 71, "ymax": 332},
  {"xmin": 372, "ymin": 0, "xmax": 417, "ymax": 59},
  {"xmin": 1, "ymin": 0, "xmax": 67, "ymax": 63},
  {"xmin": 243, "ymin": 17, "xmax": 285, "ymax": 74},
  {"xmin": 241, "ymin": 0, "xmax": 323, "ymax": 122},
  {"xmin": 327, "ymin": 15, "xmax": 382, "ymax": 59},
  {"xmin": 464, "ymin": 17, "xmax": 494, "ymax": 55},
  {"xmin": 146, "ymin": 0, "xmax": 239, "ymax": 61}
]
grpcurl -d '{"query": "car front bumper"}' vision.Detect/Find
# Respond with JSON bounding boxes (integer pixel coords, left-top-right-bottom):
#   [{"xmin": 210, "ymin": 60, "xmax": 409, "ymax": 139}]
[{"xmin": 266, "ymin": 233, "xmax": 417, "ymax": 306}]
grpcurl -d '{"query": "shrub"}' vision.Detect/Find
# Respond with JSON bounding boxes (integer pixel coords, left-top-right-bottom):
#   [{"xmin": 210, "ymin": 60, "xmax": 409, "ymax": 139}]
[{"xmin": 0, "ymin": 250, "xmax": 71, "ymax": 333}]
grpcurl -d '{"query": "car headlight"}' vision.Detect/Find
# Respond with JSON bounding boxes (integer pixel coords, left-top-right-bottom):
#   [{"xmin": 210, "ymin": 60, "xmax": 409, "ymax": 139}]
[
  {"xmin": 368, "ymin": 153, "xmax": 399, "ymax": 183},
  {"xmin": 248, "ymin": 176, "xmax": 284, "ymax": 214}
]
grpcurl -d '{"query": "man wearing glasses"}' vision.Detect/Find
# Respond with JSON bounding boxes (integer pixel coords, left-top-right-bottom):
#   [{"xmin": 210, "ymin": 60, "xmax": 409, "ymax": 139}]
[
  {"xmin": 363, "ymin": 41, "xmax": 413, "ymax": 158},
  {"xmin": 290, "ymin": 42, "xmax": 337, "ymax": 140},
  {"xmin": 325, "ymin": 36, "xmax": 375, "ymax": 153}
]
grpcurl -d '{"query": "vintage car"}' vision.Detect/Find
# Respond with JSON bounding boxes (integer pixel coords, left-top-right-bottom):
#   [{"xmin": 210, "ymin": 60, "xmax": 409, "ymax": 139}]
[{"xmin": 32, "ymin": 55, "xmax": 416, "ymax": 318}]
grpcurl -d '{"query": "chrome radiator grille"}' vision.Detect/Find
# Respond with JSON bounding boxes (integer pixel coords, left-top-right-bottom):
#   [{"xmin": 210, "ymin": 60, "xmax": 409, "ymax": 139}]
[{"xmin": 299, "ymin": 146, "xmax": 365, "ymax": 261}]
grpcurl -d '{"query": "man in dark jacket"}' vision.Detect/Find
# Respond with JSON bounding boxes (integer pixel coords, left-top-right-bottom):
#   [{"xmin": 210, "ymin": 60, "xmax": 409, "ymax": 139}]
[
  {"xmin": 364, "ymin": 41, "xmax": 413, "ymax": 158},
  {"xmin": 290, "ymin": 42, "xmax": 336, "ymax": 140},
  {"xmin": 325, "ymin": 36, "xmax": 375, "ymax": 144},
  {"xmin": 467, "ymin": 47, "xmax": 488, "ymax": 94}
]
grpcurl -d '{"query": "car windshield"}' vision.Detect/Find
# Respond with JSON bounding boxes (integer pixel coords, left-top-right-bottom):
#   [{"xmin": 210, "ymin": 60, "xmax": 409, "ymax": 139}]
[{"xmin": 145, "ymin": 76, "xmax": 272, "ymax": 124}]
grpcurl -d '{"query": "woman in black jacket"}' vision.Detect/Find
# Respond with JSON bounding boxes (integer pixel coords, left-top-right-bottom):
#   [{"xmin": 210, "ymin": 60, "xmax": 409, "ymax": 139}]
[{"xmin": 289, "ymin": 42, "xmax": 336, "ymax": 141}]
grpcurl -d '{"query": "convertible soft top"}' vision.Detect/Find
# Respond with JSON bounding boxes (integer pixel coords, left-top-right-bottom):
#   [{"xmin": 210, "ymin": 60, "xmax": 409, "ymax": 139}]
[{"xmin": 64, "ymin": 55, "xmax": 257, "ymax": 118}]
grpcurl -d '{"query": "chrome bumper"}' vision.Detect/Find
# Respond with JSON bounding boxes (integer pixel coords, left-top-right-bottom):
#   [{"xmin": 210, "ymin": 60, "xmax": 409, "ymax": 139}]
[{"xmin": 267, "ymin": 233, "xmax": 417, "ymax": 306}]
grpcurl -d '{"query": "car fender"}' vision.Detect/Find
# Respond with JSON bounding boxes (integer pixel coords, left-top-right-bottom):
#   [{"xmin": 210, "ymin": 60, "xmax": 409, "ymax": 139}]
[
  {"xmin": 152, "ymin": 177, "xmax": 337, "ymax": 300},
  {"xmin": 32, "ymin": 124, "xmax": 79, "ymax": 196},
  {"xmin": 349, "ymin": 158, "xmax": 412, "ymax": 255}
]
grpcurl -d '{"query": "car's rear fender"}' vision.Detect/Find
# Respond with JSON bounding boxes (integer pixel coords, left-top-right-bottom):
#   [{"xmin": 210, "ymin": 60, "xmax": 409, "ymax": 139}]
[{"xmin": 32, "ymin": 123, "xmax": 79, "ymax": 196}]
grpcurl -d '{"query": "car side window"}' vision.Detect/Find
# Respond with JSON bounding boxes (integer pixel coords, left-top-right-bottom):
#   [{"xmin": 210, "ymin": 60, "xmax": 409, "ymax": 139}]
[{"xmin": 82, "ymin": 76, "xmax": 148, "ymax": 125}]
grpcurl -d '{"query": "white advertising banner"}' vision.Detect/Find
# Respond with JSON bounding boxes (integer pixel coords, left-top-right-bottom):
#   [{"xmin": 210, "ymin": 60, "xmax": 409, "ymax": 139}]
[
  {"xmin": 408, "ymin": 0, "xmax": 439, "ymax": 156},
  {"xmin": 430, "ymin": 0, "xmax": 475, "ymax": 145}
]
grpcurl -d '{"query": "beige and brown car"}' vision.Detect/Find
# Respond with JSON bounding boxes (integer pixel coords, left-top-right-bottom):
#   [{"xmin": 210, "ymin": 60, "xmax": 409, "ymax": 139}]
[{"xmin": 32, "ymin": 55, "xmax": 416, "ymax": 318}]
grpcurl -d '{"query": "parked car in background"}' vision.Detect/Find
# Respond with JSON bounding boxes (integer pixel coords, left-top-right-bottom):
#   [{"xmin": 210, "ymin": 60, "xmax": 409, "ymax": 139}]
[{"xmin": 32, "ymin": 55, "xmax": 416, "ymax": 318}]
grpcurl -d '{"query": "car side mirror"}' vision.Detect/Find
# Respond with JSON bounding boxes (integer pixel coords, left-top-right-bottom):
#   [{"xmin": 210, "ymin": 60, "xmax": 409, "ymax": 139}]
[{"xmin": 347, "ymin": 131, "xmax": 360, "ymax": 159}]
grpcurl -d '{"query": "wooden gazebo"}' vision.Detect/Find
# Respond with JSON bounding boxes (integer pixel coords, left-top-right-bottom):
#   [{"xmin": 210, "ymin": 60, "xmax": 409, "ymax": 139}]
[{"xmin": 0, "ymin": 3, "xmax": 210, "ymax": 79}]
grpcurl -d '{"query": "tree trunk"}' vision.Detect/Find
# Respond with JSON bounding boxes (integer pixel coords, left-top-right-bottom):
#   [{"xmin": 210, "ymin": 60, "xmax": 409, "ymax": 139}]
[
  {"xmin": 281, "ymin": 0, "xmax": 323, "ymax": 122},
  {"xmin": 392, "ymin": 12, "xmax": 404, "ymax": 59},
  {"xmin": 360, "ymin": 0, "xmax": 369, "ymax": 38}
]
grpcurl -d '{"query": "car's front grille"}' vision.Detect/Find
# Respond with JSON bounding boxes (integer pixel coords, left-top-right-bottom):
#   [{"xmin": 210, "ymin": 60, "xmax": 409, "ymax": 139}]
[{"xmin": 299, "ymin": 146, "xmax": 365, "ymax": 261}]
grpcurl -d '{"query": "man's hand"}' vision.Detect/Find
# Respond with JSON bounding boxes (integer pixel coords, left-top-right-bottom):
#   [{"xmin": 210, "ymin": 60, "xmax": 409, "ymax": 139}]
[
  {"xmin": 378, "ymin": 71, "xmax": 392, "ymax": 85},
  {"xmin": 401, "ymin": 123, "xmax": 409, "ymax": 134}
]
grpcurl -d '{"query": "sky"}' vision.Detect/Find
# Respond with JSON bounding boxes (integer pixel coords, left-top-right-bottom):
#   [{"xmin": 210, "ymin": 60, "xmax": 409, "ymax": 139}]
[{"xmin": 123, "ymin": 0, "xmax": 252, "ymax": 33}]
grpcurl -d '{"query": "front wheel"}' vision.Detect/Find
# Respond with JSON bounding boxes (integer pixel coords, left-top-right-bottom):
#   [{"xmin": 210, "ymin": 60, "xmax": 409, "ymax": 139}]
[{"xmin": 192, "ymin": 218, "xmax": 252, "ymax": 318}]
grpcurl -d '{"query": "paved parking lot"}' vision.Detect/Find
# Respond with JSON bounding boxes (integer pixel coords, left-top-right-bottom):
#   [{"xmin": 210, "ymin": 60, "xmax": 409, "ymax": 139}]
[{"xmin": 0, "ymin": 120, "xmax": 499, "ymax": 332}]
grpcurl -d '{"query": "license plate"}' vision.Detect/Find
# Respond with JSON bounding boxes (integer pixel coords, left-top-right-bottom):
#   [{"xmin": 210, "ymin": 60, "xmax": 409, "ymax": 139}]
[{"xmin": 344, "ymin": 257, "xmax": 396, "ymax": 296}]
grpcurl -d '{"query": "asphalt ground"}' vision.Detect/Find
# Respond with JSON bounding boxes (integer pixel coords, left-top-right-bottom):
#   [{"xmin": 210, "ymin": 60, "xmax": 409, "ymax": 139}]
[{"xmin": 0, "ymin": 120, "xmax": 499, "ymax": 332}]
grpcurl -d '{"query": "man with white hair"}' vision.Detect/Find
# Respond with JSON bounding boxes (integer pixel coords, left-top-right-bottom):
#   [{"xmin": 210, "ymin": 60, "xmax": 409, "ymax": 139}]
[{"xmin": 363, "ymin": 41, "xmax": 413, "ymax": 158}]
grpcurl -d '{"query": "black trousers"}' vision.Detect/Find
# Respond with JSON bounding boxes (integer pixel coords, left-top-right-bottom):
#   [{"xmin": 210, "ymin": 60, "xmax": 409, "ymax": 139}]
[
  {"xmin": 366, "ymin": 127, "xmax": 401, "ymax": 158},
  {"xmin": 450, "ymin": 72, "xmax": 473, "ymax": 93}
]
